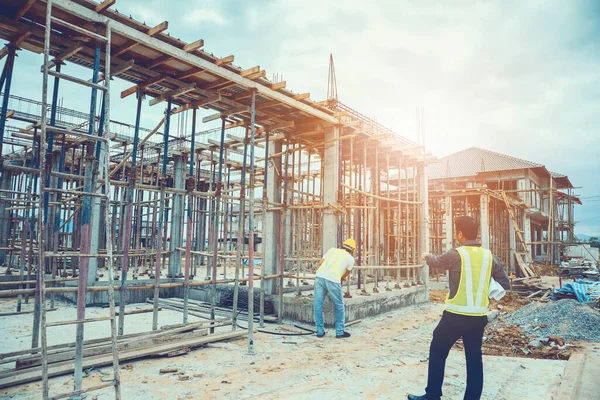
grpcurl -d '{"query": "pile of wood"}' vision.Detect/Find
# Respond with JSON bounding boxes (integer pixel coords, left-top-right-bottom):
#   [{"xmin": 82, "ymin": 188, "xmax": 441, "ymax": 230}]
[
  {"xmin": 510, "ymin": 278, "xmax": 552, "ymax": 301},
  {"xmin": 149, "ymin": 297, "xmax": 278, "ymax": 323},
  {"xmin": 0, "ymin": 319, "xmax": 245, "ymax": 389}
]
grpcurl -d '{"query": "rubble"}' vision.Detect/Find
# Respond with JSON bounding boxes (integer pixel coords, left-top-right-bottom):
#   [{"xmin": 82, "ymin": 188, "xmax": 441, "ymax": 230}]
[
  {"xmin": 500, "ymin": 299, "xmax": 600, "ymax": 341},
  {"xmin": 455, "ymin": 324, "xmax": 576, "ymax": 360}
]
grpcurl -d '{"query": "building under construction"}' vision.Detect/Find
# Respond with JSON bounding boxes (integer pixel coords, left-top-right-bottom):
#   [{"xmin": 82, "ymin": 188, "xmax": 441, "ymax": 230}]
[{"xmin": 0, "ymin": 1, "xmax": 586, "ymax": 399}]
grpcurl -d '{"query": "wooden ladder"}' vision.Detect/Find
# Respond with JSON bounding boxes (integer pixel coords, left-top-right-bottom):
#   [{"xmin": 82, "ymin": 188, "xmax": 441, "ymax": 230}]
[{"xmin": 501, "ymin": 192, "xmax": 536, "ymax": 278}]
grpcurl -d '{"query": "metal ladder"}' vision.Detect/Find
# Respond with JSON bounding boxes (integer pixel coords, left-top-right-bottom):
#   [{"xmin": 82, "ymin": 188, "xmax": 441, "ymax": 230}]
[{"xmin": 37, "ymin": 1, "xmax": 121, "ymax": 398}]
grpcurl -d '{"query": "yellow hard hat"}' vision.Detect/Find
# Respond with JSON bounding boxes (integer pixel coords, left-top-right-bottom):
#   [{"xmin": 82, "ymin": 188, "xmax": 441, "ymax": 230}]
[{"xmin": 342, "ymin": 238, "xmax": 356, "ymax": 251}]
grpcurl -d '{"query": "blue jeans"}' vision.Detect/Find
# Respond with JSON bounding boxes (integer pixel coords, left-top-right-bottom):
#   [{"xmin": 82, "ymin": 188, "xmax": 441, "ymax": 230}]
[{"xmin": 313, "ymin": 276, "xmax": 345, "ymax": 336}]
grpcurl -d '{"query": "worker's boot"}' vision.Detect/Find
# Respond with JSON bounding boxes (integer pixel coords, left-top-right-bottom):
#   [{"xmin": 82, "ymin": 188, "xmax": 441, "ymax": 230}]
[{"xmin": 336, "ymin": 331, "xmax": 351, "ymax": 339}]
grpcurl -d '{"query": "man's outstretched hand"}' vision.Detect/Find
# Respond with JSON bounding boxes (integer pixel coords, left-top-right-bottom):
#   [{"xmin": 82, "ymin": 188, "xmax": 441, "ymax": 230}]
[{"xmin": 420, "ymin": 252, "xmax": 428, "ymax": 261}]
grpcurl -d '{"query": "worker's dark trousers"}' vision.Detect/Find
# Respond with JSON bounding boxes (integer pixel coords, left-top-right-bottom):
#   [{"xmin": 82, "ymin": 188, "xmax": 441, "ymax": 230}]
[{"xmin": 425, "ymin": 311, "xmax": 487, "ymax": 400}]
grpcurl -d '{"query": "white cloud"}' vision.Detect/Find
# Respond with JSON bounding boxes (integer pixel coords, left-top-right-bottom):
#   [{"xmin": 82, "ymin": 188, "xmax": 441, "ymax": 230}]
[{"xmin": 183, "ymin": 9, "xmax": 226, "ymax": 25}]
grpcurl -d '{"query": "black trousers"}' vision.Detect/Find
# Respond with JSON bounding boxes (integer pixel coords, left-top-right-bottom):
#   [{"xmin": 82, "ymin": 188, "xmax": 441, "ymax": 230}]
[{"xmin": 425, "ymin": 311, "xmax": 488, "ymax": 400}]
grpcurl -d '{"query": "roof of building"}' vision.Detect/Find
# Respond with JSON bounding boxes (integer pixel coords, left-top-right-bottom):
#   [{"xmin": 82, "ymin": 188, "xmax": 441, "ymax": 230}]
[{"xmin": 428, "ymin": 147, "xmax": 547, "ymax": 180}]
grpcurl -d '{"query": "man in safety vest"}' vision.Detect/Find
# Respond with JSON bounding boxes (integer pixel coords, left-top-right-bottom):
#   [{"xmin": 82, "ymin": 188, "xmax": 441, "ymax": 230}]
[
  {"xmin": 313, "ymin": 238, "xmax": 356, "ymax": 339},
  {"xmin": 408, "ymin": 216, "xmax": 510, "ymax": 400}
]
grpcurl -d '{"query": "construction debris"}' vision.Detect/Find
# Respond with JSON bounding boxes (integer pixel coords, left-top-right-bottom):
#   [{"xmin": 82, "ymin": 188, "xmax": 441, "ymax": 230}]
[
  {"xmin": 499, "ymin": 299, "xmax": 600, "ymax": 341},
  {"xmin": 457, "ymin": 324, "xmax": 576, "ymax": 360},
  {"xmin": 0, "ymin": 320, "xmax": 244, "ymax": 389}
]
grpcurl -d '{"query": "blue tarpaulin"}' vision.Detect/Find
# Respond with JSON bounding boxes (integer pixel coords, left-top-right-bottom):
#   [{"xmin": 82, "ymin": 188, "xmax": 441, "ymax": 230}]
[{"xmin": 552, "ymin": 279, "xmax": 600, "ymax": 302}]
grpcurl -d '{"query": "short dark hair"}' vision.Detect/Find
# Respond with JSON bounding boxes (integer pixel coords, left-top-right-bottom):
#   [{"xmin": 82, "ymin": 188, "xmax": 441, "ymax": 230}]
[{"xmin": 455, "ymin": 216, "xmax": 478, "ymax": 240}]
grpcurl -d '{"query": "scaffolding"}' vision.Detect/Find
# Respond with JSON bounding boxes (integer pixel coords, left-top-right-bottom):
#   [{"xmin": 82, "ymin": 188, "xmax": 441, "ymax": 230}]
[{"xmin": 0, "ymin": 0, "xmax": 435, "ymax": 396}]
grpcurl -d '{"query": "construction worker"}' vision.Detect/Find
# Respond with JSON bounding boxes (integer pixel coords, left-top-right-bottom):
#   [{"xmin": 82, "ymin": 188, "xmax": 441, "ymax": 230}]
[
  {"xmin": 408, "ymin": 216, "xmax": 510, "ymax": 400},
  {"xmin": 313, "ymin": 238, "xmax": 356, "ymax": 339}
]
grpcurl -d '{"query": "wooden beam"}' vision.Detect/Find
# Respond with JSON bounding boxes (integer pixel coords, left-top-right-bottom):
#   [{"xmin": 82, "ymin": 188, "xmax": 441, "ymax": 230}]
[
  {"xmin": 171, "ymin": 94, "xmax": 221, "ymax": 115},
  {"xmin": 202, "ymin": 106, "xmax": 249, "ymax": 123},
  {"xmin": 240, "ymin": 66, "xmax": 260, "ymax": 77},
  {"xmin": 183, "ymin": 39, "xmax": 204, "ymax": 52},
  {"xmin": 16, "ymin": 0, "xmax": 36, "ymax": 20},
  {"xmin": 0, "ymin": 30, "xmax": 30, "ymax": 60},
  {"xmin": 112, "ymin": 40, "xmax": 138, "ymax": 57},
  {"xmin": 175, "ymin": 67, "xmax": 204, "ymax": 80},
  {"xmin": 256, "ymin": 120, "xmax": 294, "ymax": 134},
  {"xmin": 246, "ymin": 70, "xmax": 266, "ymax": 81},
  {"xmin": 121, "ymin": 74, "xmax": 167, "ymax": 98},
  {"xmin": 43, "ymin": 41, "xmax": 84, "ymax": 69},
  {"xmin": 147, "ymin": 54, "xmax": 171, "ymax": 69},
  {"xmin": 49, "ymin": 0, "xmax": 339, "ymax": 124},
  {"xmin": 148, "ymin": 83, "xmax": 197, "ymax": 106},
  {"xmin": 229, "ymin": 90, "xmax": 253, "ymax": 101},
  {"xmin": 100, "ymin": 59, "xmax": 134, "ymax": 82},
  {"xmin": 0, "ymin": 330, "xmax": 248, "ymax": 389},
  {"xmin": 94, "ymin": 0, "xmax": 116, "ymax": 13},
  {"xmin": 215, "ymin": 55, "xmax": 234, "ymax": 66},
  {"xmin": 113, "ymin": 21, "xmax": 169, "ymax": 58},
  {"xmin": 202, "ymin": 77, "xmax": 230, "ymax": 90},
  {"xmin": 147, "ymin": 21, "xmax": 169, "ymax": 37},
  {"xmin": 293, "ymin": 93, "xmax": 310, "ymax": 100},
  {"xmin": 269, "ymin": 81, "xmax": 286, "ymax": 90}
]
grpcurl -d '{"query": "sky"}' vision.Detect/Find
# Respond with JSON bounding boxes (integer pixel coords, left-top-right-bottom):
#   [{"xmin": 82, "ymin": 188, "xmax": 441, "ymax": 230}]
[{"xmin": 4, "ymin": 0, "xmax": 600, "ymax": 235}]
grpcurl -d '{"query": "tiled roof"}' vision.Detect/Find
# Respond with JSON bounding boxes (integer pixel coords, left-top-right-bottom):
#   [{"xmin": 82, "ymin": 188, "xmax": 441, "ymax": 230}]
[{"xmin": 428, "ymin": 147, "xmax": 544, "ymax": 180}]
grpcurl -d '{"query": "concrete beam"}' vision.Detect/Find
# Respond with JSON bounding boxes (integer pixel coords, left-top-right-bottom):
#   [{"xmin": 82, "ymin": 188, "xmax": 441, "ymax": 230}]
[{"xmin": 169, "ymin": 153, "xmax": 185, "ymax": 277}]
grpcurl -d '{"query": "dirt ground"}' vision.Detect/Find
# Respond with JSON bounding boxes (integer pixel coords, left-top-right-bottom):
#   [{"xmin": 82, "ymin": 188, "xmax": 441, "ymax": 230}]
[{"xmin": 1, "ymin": 295, "xmax": 586, "ymax": 400}]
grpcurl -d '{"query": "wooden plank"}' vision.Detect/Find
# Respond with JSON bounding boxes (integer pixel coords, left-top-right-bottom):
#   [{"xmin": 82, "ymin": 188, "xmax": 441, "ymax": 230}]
[
  {"xmin": 16, "ymin": 0, "xmax": 36, "ymax": 20},
  {"xmin": 15, "ymin": 329, "xmax": 210, "ymax": 370},
  {"xmin": 113, "ymin": 40, "xmax": 138, "ymax": 57},
  {"xmin": 215, "ymin": 55, "xmax": 234, "ymax": 66},
  {"xmin": 171, "ymin": 94, "xmax": 220, "ymax": 114},
  {"xmin": 50, "ymin": 382, "xmax": 115, "ymax": 400},
  {"xmin": 514, "ymin": 253, "xmax": 530, "ymax": 277},
  {"xmin": 183, "ymin": 39, "xmax": 205, "ymax": 52},
  {"xmin": 45, "ymin": 42, "xmax": 85, "ymax": 69},
  {"xmin": 175, "ymin": 67, "xmax": 204, "ymax": 80},
  {"xmin": 0, "ymin": 320, "xmax": 226, "ymax": 360},
  {"xmin": 293, "ymin": 93, "xmax": 310, "ymax": 100},
  {"xmin": 202, "ymin": 106, "xmax": 249, "ymax": 123},
  {"xmin": 270, "ymin": 81, "xmax": 286, "ymax": 90},
  {"xmin": 147, "ymin": 21, "xmax": 169, "ymax": 37},
  {"xmin": 147, "ymin": 54, "xmax": 171, "ymax": 69},
  {"xmin": 121, "ymin": 74, "xmax": 167, "ymax": 98},
  {"xmin": 0, "ymin": 330, "xmax": 249, "ymax": 388},
  {"xmin": 246, "ymin": 70, "xmax": 266, "ymax": 80},
  {"xmin": 240, "ymin": 66, "xmax": 260, "ymax": 77},
  {"xmin": 148, "ymin": 83, "xmax": 196, "ymax": 106},
  {"xmin": 94, "ymin": 0, "xmax": 116, "ymax": 13}
]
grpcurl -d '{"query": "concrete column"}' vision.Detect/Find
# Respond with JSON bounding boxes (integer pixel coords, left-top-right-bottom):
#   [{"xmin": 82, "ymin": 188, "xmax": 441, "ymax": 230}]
[
  {"xmin": 480, "ymin": 194, "xmax": 490, "ymax": 249},
  {"xmin": 89, "ymin": 135, "xmax": 109, "ymax": 285},
  {"xmin": 0, "ymin": 163, "xmax": 14, "ymax": 266},
  {"xmin": 508, "ymin": 215, "xmax": 516, "ymax": 274},
  {"xmin": 169, "ymin": 153, "xmax": 184, "ymax": 277},
  {"xmin": 417, "ymin": 164, "xmax": 429, "ymax": 290},
  {"xmin": 264, "ymin": 140, "xmax": 282, "ymax": 295},
  {"xmin": 523, "ymin": 213, "xmax": 532, "ymax": 262},
  {"xmin": 321, "ymin": 125, "xmax": 340, "ymax": 252},
  {"xmin": 443, "ymin": 195, "xmax": 453, "ymax": 288},
  {"xmin": 444, "ymin": 196, "xmax": 453, "ymax": 251}
]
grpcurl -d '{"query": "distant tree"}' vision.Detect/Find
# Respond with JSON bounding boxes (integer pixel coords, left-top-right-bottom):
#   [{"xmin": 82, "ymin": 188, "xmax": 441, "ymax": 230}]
[{"xmin": 590, "ymin": 237, "xmax": 600, "ymax": 248}]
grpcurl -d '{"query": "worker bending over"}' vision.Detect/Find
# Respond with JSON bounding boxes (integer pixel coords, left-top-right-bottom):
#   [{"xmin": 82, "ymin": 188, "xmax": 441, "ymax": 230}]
[
  {"xmin": 313, "ymin": 238, "xmax": 356, "ymax": 339},
  {"xmin": 408, "ymin": 216, "xmax": 510, "ymax": 400}
]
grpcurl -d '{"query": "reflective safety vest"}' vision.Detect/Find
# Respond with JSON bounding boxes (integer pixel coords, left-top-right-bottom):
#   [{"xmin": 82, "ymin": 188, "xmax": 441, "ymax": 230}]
[
  {"xmin": 445, "ymin": 246, "xmax": 492, "ymax": 316},
  {"xmin": 316, "ymin": 248, "xmax": 352, "ymax": 282}
]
